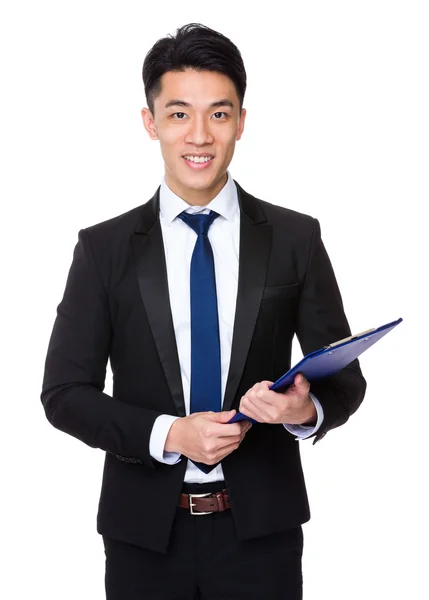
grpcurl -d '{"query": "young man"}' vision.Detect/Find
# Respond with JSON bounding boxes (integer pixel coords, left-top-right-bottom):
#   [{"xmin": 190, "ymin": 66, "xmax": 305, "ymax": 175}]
[{"xmin": 41, "ymin": 23, "xmax": 366, "ymax": 599}]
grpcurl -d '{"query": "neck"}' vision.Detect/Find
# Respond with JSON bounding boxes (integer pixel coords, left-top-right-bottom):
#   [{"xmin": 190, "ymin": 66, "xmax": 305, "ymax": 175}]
[{"xmin": 165, "ymin": 172, "xmax": 228, "ymax": 206}]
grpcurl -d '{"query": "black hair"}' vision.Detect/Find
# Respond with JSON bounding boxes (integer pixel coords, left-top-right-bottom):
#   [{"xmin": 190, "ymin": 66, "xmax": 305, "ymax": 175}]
[{"xmin": 142, "ymin": 23, "xmax": 247, "ymax": 116}]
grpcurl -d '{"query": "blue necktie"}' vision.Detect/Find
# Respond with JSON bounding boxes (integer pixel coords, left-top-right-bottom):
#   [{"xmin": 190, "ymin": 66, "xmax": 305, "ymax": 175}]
[{"xmin": 178, "ymin": 210, "xmax": 221, "ymax": 473}]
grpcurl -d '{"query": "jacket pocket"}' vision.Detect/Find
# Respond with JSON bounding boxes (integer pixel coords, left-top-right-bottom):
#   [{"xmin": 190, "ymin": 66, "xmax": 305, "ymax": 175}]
[{"xmin": 262, "ymin": 282, "xmax": 300, "ymax": 300}]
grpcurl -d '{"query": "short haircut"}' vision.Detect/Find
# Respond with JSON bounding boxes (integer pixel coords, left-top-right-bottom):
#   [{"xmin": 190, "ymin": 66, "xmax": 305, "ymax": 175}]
[{"xmin": 142, "ymin": 23, "xmax": 247, "ymax": 116}]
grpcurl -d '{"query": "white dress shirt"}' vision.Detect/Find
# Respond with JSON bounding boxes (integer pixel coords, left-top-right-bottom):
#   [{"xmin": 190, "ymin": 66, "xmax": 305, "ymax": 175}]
[{"xmin": 149, "ymin": 171, "xmax": 324, "ymax": 483}]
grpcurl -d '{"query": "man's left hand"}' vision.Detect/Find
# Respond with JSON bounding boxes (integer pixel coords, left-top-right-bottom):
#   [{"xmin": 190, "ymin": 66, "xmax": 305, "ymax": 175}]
[{"xmin": 238, "ymin": 374, "xmax": 317, "ymax": 425}]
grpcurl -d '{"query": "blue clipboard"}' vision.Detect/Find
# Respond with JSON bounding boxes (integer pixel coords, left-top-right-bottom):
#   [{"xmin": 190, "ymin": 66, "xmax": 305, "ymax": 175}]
[{"xmin": 228, "ymin": 317, "xmax": 403, "ymax": 424}]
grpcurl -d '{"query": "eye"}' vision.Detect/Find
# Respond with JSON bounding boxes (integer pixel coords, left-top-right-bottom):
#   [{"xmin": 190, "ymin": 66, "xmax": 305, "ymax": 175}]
[{"xmin": 171, "ymin": 111, "xmax": 228, "ymax": 120}]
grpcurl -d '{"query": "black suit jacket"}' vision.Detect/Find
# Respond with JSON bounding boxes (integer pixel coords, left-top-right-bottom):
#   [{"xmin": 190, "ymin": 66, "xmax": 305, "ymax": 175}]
[{"xmin": 41, "ymin": 180, "xmax": 366, "ymax": 553}]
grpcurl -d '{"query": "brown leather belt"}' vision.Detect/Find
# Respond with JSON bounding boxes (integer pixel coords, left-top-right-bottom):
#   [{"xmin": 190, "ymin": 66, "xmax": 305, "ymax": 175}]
[{"xmin": 179, "ymin": 489, "xmax": 231, "ymax": 515}]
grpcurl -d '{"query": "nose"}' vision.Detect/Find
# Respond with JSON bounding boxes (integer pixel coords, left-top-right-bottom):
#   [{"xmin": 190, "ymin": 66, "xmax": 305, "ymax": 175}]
[{"xmin": 184, "ymin": 114, "xmax": 214, "ymax": 146}]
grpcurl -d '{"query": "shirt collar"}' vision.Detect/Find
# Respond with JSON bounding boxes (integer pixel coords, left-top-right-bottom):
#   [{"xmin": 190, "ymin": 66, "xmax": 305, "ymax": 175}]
[{"xmin": 159, "ymin": 170, "xmax": 238, "ymax": 226}]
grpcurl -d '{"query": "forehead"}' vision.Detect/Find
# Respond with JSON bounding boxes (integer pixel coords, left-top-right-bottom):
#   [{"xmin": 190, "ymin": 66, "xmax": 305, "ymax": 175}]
[{"xmin": 157, "ymin": 69, "xmax": 238, "ymax": 107}]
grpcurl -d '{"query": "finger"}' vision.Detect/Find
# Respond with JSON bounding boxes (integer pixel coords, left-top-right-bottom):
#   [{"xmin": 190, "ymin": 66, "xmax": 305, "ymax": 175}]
[
  {"xmin": 207, "ymin": 409, "xmax": 236, "ymax": 422},
  {"xmin": 244, "ymin": 380, "xmax": 272, "ymax": 398},
  {"xmin": 239, "ymin": 425, "xmax": 252, "ymax": 440},
  {"xmin": 240, "ymin": 395, "xmax": 265, "ymax": 422},
  {"xmin": 247, "ymin": 391, "xmax": 282, "ymax": 422},
  {"xmin": 239, "ymin": 421, "xmax": 253, "ymax": 434},
  {"xmin": 238, "ymin": 401, "xmax": 258, "ymax": 421},
  {"xmin": 294, "ymin": 373, "xmax": 310, "ymax": 389},
  {"xmin": 212, "ymin": 423, "xmax": 243, "ymax": 438},
  {"xmin": 253, "ymin": 381, "xmax": 272, "ymax": 395},
  {"xmin": 217, "ymin": 440, "xmax": 243, "ymax": 460},
  {"xmin": 201, "ymin": 439, "xmax": 241, "ymax": 464},
  {"xmin": 253, "ymin": 388, "xmax": 285, "ymax": 407}
]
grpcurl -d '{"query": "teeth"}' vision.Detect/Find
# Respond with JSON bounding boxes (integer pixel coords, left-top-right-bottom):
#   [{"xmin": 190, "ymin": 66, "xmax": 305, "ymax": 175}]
[{"xmin": 184, "ymin": 155, "xmax": 213, "ymax": 163}]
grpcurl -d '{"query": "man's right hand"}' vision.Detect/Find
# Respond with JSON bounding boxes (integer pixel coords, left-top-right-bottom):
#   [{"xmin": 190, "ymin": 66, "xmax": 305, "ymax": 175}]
[{"xmin": 164, "ymin": 410, "xmax": 252, "ymax": 465}]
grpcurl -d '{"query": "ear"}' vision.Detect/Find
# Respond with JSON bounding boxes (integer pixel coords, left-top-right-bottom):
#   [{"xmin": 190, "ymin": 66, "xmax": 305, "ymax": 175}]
[
  {"xmin": 236, "ymin": 107, "xmax": 247, "ymax": 141},
  {"xmin": 141, "ymin": 108, "xmax": 159, "ymax": 140}
]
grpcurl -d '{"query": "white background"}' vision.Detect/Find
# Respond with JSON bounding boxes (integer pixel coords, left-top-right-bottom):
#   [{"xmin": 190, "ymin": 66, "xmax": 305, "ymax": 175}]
[{"xmin": 1, "ymin": 1, "xmax": 428, "ymax": 598}]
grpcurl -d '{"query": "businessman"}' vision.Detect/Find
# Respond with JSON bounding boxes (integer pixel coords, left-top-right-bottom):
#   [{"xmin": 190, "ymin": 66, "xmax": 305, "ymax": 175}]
[{"xmin": 41, "ymin": 22, "xmax": 366, "ymax": 599}]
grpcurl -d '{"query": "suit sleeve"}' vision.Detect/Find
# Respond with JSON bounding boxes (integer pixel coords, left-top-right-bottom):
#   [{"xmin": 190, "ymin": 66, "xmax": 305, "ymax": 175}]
[
  {"xmin": 296, "ymin": 218, "xmax": 367, "ymax": 444},
  {"xmin": 40, "ymin": 228, "xmax": 164, "ymax": 469}
]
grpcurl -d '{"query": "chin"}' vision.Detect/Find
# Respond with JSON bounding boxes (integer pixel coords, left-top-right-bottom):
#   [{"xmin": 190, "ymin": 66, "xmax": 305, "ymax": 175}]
[
  {"xmin": 177, "ymin": 172, "xmax": 217, "ymax": 188},
  {"xmin": 167, "ymin": 163, "xmax": 226, "ymax": 193},
  {"xmin": 184, "ymin": 179, "xmax": 215, "ymax": 190}
]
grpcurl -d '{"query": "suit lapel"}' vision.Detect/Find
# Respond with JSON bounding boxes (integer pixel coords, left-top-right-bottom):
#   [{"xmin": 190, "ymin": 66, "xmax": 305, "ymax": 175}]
[
  {"xmin": 131, "ymin": 187, "xmax": 186, "ymax": 417},
  {"xmin": 130, "ymin": 180, "xmax": 272, "ymax": 418},
  {"xmin": 222, "ymin": 181, "xmax": 272, "ymax": 411}
]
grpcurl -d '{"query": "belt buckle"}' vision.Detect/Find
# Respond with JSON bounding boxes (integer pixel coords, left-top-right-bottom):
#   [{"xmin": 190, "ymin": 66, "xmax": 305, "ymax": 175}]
[{"xmin": 189, "ymin": 492, "xmax": 213, "ymax": 515}]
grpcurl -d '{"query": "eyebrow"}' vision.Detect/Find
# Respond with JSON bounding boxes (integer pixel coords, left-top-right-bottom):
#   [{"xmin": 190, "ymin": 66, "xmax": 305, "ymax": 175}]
[{"xmin": 164, "ymin": 99, "xmax": 234, "ymax": 110}]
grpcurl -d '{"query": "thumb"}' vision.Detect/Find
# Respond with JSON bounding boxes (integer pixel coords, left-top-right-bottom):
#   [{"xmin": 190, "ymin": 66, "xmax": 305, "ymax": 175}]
[
  {"xmin": 295, "ymin": 373, "xmax": 309, "ymax": 390},
  {"xmin": 208, "ymin": 409, "xmax": 236, "ymax": 422}
]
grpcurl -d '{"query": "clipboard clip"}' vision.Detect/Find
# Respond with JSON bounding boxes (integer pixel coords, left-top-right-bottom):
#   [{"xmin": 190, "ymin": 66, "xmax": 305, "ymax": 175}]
[{"xmin": 324, "ymin": 327, "xmax": 376, "ymax": 349}]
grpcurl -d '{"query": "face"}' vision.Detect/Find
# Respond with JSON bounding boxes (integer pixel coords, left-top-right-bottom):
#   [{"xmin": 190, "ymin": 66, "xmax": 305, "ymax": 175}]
[{"xmin": 141, "ymin": 69, "xmax": 246, "ymax": 205}]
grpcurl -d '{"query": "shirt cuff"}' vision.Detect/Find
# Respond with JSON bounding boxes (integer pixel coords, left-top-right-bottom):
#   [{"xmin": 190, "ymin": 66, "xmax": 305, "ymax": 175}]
[
  {"xmin": 149, "ymin": 414, "xmax": 182, "ymax": 464},
  {"xmin": 283, "ymin": 392, "xmax": 324, "ymax": 440}
]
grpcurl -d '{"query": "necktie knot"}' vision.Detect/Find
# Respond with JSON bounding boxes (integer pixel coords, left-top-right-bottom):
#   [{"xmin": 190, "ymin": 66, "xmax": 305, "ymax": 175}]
[{"xmin": 178, "ymin": 210, "xmax": 219, "ymax": 236}]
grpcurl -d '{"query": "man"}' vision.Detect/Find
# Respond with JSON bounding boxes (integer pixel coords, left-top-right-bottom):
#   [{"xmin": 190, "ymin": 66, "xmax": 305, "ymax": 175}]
[{"xmin": 41, "ymin": 22, "xmax": 366, "ymax": 599}]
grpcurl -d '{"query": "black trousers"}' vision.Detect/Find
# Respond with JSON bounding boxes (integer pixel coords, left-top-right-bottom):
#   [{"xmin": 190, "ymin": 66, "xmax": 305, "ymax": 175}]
[{"xmin": 102, "ymin": 480, "xmax": 303, "ymax": 600}]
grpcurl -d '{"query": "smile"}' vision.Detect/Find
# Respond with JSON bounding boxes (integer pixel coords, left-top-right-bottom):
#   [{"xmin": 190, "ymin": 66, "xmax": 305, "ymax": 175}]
[{"xmin": 182, "ymin": 156, "xmax": 214, "ymax": 170}]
